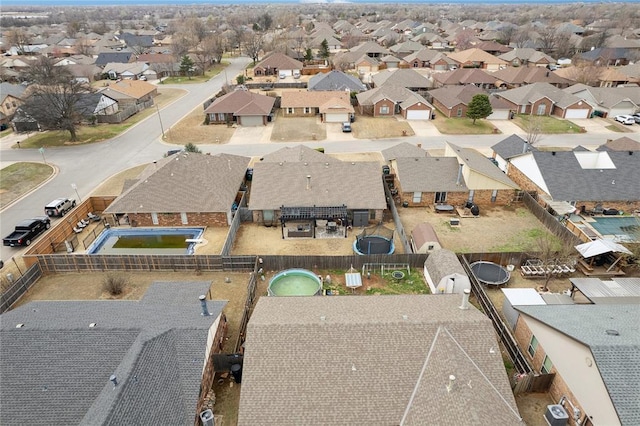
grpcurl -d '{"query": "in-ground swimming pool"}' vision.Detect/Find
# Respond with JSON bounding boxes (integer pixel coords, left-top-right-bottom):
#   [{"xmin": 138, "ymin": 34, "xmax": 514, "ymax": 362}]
[
  {"xmin": 87, "ymin": 227, "xmax": 205, "ymax": 254},
  {"xmin": 589, "ymin": 216, "xmax": 639, "ymax": 242},
  {"xmin": 268, "ymin": 269, "xmax": 323, "ymax": 296}
]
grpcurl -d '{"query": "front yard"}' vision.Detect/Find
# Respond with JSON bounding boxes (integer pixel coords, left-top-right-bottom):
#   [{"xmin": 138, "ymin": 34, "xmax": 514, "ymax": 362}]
[
  {"xmin": 431, "ymin": 115, "xmax": 499, "ymax": 134},
  {"xmin": 270, "ymin": 111, "xmax": 326, "ymax": 142},
  {"xmin": 511, "ymin": 114, "xmax": 584, "ymax": 134},
  {"xmin": 352, "ymin": 116, "xmax": 414, "ymax": 139}
]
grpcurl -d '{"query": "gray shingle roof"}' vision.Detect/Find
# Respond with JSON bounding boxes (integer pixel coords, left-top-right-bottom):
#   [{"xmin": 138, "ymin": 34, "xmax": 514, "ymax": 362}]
[
  {"xmin": 527, "ymin": 150, "xmax": 640, "ymax": 202},
  {"xmin": 497, "ymin": 82, "xmax": 585, "ymax": 109},
  {"xmin": 515, "ymin": 304, "xmax": 640, "ymax": 426},
  {"xmin": 395, "ymin": 156, "xmax": 468, "ymax": 192},
  {"xmin": 381, "ymin": 142, "xmax": 429, "ymax": 162},
  {"xmin": 308, "ymin": 70, "xmax": 366, "ymax": 92},
  {"xmin": 424, "ymin": 249, "xmax": 466, "ymax": 284},
  {"xmin": 491, "ymin": 134, "xmax": 536, "ymax": 160},
  {"xmin": 238, "ymin": 295, "xmax": 523, "ymax": 425},
  {"xmin": 104, "ymin": 152, "xmax": 250, "ymax": 214},
  {"xmin": 0, "ymin": 82, "xmax": 27, "ymax": 102},
  {"xmin": 260, "ymin": 145, "xmax": 341, "ymax": 164},
  {"xmin": 249, "ymin": 160, "xmax": 386, "ymax": 210},
  {"xmin": 203, "ymin": 90, "xmax": 275, "ymax": 116},
  {"xmin": 372, "ymin": 68, "xmax": 431, "ymax": 89},
  {"xmin": 95, "ymin": 52, "xmax": 133, "ymax": 66},
  {"xmin": 446, "ymin": 142, "xmax": 518, "ymax": 189},
  {"xmin": 0, "ymin": 281, "xmax": 226, "ymax": 426}
]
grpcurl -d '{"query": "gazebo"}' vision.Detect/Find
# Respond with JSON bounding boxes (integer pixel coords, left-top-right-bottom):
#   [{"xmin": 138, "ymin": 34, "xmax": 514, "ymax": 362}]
[{"xmin": 575, "ymin": 240, "xmax": 632, "ymax": 274}]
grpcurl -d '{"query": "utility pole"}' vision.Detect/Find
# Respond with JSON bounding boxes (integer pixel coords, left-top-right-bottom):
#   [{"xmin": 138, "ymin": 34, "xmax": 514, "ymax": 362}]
[{"xmin": 156, "ymin": 104, "xmax": 165, "ymax": 138}]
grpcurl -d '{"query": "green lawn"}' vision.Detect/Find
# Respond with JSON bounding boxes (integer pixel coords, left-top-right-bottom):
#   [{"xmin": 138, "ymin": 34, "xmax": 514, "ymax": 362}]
[
  {"xmin": 512, "ymin": 114, "xmax": 584, "ymax": 134},
  {"xmin": 0, "ymin": 127, "xmax": 13, "ymax": 138},
  {"xmin": 605, "ymin": 124, "xmax": 633, "ymax": 133},
  {"xmin": 432, "ymin": 116, "xmax": 499, "ymax": 134},
  {"xmin": 0, "ymin": 162, "xmax": 54, "ymax": 208},
  {"xmin": 161, "ymin": 62, "xmax": 227, "ymax": 84}
]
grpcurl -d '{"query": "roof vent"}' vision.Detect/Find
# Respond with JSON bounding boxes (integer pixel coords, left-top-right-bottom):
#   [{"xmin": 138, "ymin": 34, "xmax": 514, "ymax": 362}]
[
  {"xmin": 306, "ymin": 175, "xmax": 312, "ymax": 190},
  {"xmin": 402, "ymin": 314, "xmax": 408, "ymax": 320},
  {"xmin": 109, "ymin": 375, "xmax": 118, "ymax": 388},
  {"xmin": 605, "ymin": 329, "xmax": 619, "ymax": 336},
  {"xmin": 15, "ymin": 323, "xmax": 24, "ymax": 328},
  {"xmin": 199, "ymin": 295, "xmax": 210, "ymax": 316},
  {"xmin": 552, "ymin": 151, "xmax": 556, "ymax": 156},
  {"xmin": 446, "ymin": 375, "xmax": 456, "ymax": 393},
  {"xmin": 89, "ymin": 323, "xmax": 97, "ymax": 328}
]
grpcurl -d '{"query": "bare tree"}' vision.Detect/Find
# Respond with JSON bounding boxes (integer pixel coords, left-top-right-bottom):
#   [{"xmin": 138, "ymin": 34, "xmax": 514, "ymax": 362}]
[
  {"xmin": 499, "ymin": 26, "xmax": 517, "ymax": 46},
  {"xmin": 564, "ymin": 65, "xmax": 603, "ymax": 86},
  {"xmin": 537, "ymin": 27, "xmax": 557, "ymax": 55},
  {"xmin": 455, "ymin": 28, "xmax": 476, "ymax": 51},
  {"xmin": 512, "ymin": 29, "xmax": 531, "ymax": 49},
  {"xmin": 6, "ymin": 29, "xmax": 32, "ymax": 55},
  {"xmin": 194, "ymin": 35, "xmax": 219, "ymax": 73},
  {"xmin": 554, "ymin": 31, "xmax": 575, "ymax": 59},
  {"xmin": 243, "ymin": 31, "xmax": 264, "ymax": 63},
  {"xmin": 530, "ymin": 235, "xmax": 576, "ymax": 292},
  {"xmin": 22, "ymin": 56, "xmax": 93, "ymax": 141},
  {"xmin": 523, "ymin": 114, "xmax": 544, "ymax": 147}
]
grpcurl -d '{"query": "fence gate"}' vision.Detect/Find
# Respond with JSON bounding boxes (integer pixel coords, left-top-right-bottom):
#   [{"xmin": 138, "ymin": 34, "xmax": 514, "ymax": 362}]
[{"xmin": 238, "ymin": 207, "xmax": 253, "ymax": 222}]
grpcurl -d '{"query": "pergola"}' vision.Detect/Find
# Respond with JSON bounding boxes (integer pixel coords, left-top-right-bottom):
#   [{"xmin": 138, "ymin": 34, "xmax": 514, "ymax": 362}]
[{"xmin": 280, "ymin": 205, "xmax": 349, "ymax": 238}]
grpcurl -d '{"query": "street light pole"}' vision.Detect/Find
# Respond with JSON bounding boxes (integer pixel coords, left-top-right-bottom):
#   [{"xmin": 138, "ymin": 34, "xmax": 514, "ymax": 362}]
[
  {"xmin": 39, "ymin": 147, "xmax": 47, "ymax": 164},
  {"xmin": 156, "ymin": 104, "xmax": 165, "ymax": 139},
  {"xmin": 71, "ymin": 183, "xmax": 81, "ymax": 202}
]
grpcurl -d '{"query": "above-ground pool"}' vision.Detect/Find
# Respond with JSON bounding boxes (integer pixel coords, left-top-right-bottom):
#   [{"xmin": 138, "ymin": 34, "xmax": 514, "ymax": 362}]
[
  {"xmin": 268, "ymin": 269, "xmax": 323, "ymax": 296},
  {"xmin": 470, "ymin": 261, "xmax": 511, "ymax": 286},
  {"xmin": 87, "ymin": 227, "xmax": 205, "ymax": 255},
  {"xmin": 353, "ymin": 236, "xmax": 395, "ymax": 255}
]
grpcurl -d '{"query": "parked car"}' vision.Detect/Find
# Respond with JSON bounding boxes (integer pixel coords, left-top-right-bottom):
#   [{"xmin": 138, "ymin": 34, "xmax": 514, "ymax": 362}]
[
  {"xmin": 614, "ymin": 115, "xmax": 635, "ymax": 125},
  {"xmin": 3, "ymin": 217, "xmax": 51, "ymax": 247},
  {"xmin": 45, "ymin": 198, "xmax": 76, "ymax": 217},
  {"xmin": 293, "ymin": 70, "xmax": 301, "ymax": 79},
  {"xmin": 341, "ymin": 122, "xmax": 352, "ymax": 133},
  {"xmin": 631, "ymin": 113, "xmax": 640, "ymax": 124}
]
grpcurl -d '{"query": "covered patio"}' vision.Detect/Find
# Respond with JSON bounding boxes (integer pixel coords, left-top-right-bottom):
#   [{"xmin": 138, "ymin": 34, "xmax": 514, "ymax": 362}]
[
  {"xmin": 279, "ymin": 205, "xmax": 349, "ymax": 239},
  {"xmin": 574, "ymin": 239, "xmax": 632, "ymax": 276}
]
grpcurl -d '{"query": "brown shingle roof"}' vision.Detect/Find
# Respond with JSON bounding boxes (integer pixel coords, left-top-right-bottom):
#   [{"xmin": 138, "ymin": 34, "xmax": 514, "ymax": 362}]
[
  {"xmin": 104, "ymin": 79, "xmax": 156, "ymax": 99},
  {"xmin": 447, "ymin": 48, "xmax": 507, "ymax": 66},
  {"xmin": 238, "ymin": 295, "xmax": 523, "ymax": 425},
  {"xmin": 104, "ymin": 153, "xmax": 250, "ymax": 214},
  {"xmin": 395, "ymin": 157, "xmax": 467, "ymax": 192},
  {"xmin": 203, "ymin": 90, "xmax": 275, "ymax": 115},
  {"xmin": 280, "ymin": 91, "xmax": 350, "ymax": 108},
  {"xmin": 254, "ymin": 52, "xmax": 303, "ymax": 70}
]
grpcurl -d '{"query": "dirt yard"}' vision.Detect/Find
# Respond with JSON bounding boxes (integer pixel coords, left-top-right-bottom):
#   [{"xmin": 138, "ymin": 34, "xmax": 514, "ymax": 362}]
[
  {"xmin": 353, "ymin": 116, "xmax": 415, "ymax": 139},
  {"xmin": 269, "ymin": 111, "xmax": 326, "ymax": 142},
  {"xmin": 165, "ymin": 107, "xmax": 236, "ymax": 145}
]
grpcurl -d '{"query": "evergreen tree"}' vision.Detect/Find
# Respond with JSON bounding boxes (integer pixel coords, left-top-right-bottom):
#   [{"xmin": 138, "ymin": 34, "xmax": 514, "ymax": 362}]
[
  {"xmin": 319, "ymin": 39, "xmax": 330, "ymax": 60},
  {"xmin": 466, "ymin": 94, "xmax": 492, "ymax": 124},
  {"xmin": 179, "ymin": 55, "xmax": 195, "ymax": 79},
  {"xmin": 304, "ymin": 48, "xmax": 314, "ymax": 62}
]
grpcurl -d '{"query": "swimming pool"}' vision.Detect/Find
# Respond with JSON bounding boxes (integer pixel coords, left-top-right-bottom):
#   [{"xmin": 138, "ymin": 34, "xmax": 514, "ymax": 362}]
[
  {"xmin": 589, "ymin": 216, "xmax": 639, "ymax": 242},
  {"xmin": 268, "ymin": 269, "xmax": 323, "ymax": 296},
  {"xmin": 87, "ymin": 228, "xmax": 205, "ymax": 254}
]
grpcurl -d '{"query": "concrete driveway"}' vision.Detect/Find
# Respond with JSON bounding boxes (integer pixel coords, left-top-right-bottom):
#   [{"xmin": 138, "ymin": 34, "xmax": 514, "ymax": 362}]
[{"xmin": 228, "ymin": 123, "xmax": 274, "ymax": 144}]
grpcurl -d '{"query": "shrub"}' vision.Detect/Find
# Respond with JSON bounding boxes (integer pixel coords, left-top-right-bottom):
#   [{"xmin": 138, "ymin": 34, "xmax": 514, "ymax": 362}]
[{"xmin": 102, "ymin": 273, "xmax": 128, "ymax": 295}]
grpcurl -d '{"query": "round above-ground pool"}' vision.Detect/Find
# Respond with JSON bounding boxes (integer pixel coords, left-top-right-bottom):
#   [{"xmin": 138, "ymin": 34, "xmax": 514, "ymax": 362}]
[
  {"xmin": 353, "ymin": 236, "xmax": 395, "ymax": 255},
  {"xmin": 470, "ymin": 261, "xmax": 511, "ymax": 286},
  {"xmin": 268, "ymin": 269, "xmax": 323, "ymax": 296}
]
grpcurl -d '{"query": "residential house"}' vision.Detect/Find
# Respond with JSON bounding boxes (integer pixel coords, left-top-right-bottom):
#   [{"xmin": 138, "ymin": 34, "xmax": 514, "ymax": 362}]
[
  {"xmin": 100, "ymin": 79, "xmax": 157, "ymax": 108},
  {"xmin": 576, "ymin": 47, "xmax": 631, "ymax": 67},
  {"xmin": 596, "ymin": 137, "xmax": 640, "ymax": 153},
  {"xmin": 403, "ymin": 49, "xmax": 455, "ymax": 70},
  {"xmin": 103, "ymin": 152, "xmax": 251, "ymax": 227},
  {"xmin": 136, "ymin": 53, "xmax": 179, "ymax": 79},
  {"xmin": 473, "ymin": 40, "xmax": 512, "ymax": 55},
  {"xmin": 356, "ymin": 85, "xmax": 433, "ymax": 119},
  {"xmin": 388, "ymin": 40, "xmax": 424, "ymax": 57},
  {"xmin": 563, "ymin": 84, "xmax": 640, "ymax": 118},
  {"xmin": 494, "ymin": 82, "xmax": 592, "ymax": 119},
  {"xmin": 429, "ymin": 85, "xmax": 512, "ymax": 119},
  {"xmin": 307, "ymin": 70, "xmax": 366, "ymax": 92},
  {"xmin": 248, "ymin": 145, "xmax": 386, "ymax": 226},
  {"xmin": 432, "ymin": 68, "xmax": 499, "ymax": 89},
  {"xmin": 379, "ymin": 54, "xmax": 403, "ymax": 69},
  {"xmin": 490, "ymin": 134, "xmax": 535, "ymax": 173},
  {"xmin": 381, "ymin": 141, "xmax": 429, "ymax": 163},
  {"xmin": 75, "ymin": 93, "xmax": 119, "ymax": 117},
  {"xmin": 503, "ymin": 148, "xmax": 640, "ymax": 213},
  {"xmin": 491, "ymin": 67, "xmax": 572, "ymax": 89},
  {"xmin": 513, "ymin": 304, "xmax": 640, "ymax": 426},
  {"xmin": 118, "ymin": 32, "xmax": 154, "ymax": 53},
  {"xmin": 0, "ymin": 82, "xmax": 26, "ymax": 126},
  {"xmin": 350, "ymin": 40, "xmax": 390, "ymax": 58},
  {"xmin": 497, "ymin": 48, "xmax": 555, "ymax": 68},
  {"xmin": 0, "ymin": 281, "xmax": 227, "ymax": 426},
  {"xmin": 95, "ymin": 52, "xmax": 133, "ymax": 67},
  {"xmin": 102, "ymin": 62, "xmax": 148, "ymax": 80},
  {"xmin": 238, "ymin": 295, "xmax": 524, "ymax": 425},
  {"xmin": 447, "ymin": 48, "xmax": 508, "ymax": 71},
  {"xmin": 253, "ymin": 53, "xmax": 303, "ymax": 78},
  {"xmin": 281, "ymin": 91, "xmax": 353, "ymax": 122},
  {"xmin": 371, "ymin": 68, "xmax": 431, "ymax": 91},
  {"xmin": 204, "ymin": 90, "xmax": 275, "ymax": 126}
]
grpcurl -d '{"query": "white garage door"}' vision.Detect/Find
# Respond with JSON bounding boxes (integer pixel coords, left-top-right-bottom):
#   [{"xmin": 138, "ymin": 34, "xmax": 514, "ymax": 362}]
[
  {"xmin": 564, "ymin": 109, "xmax": 589, "ymax": 119},
  {"xmin": 325, "ymin": 113, "xmax": 347, "ymax": 123},
  {"xmin": 240, "ymin": 115, "xmax": 263, "ymax": 126},
  {"xmin": 609, "ymin": 108, "xmax": 631, "ymax": 117},
  {"xmin": 406, "ymin": 109, "xmax": 431, "ymax": 120}
]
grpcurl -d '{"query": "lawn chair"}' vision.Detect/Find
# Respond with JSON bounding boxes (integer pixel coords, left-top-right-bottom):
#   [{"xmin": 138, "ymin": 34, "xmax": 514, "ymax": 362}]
[
  {"xmin": 589, "ymin": 203, "xmax": 604, "ymax": 216},
  {"xmin": 73, "ymin": 226, "xmax": 84, "ymax": 234},
  {"xmin": 77, "ymin": 220, "xmax": 88, "ymax": 229},
  {"xmin": 87, "ymin": 212, "xmax": 101, "ymax": 222}
]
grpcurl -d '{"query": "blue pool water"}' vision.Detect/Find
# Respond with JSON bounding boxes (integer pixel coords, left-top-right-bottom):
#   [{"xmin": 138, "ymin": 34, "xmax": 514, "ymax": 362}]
[
  {"xmin": 87, "ymin": 227, "xmax": 205, "ymax": 254},
  {"xmin": 589, "ymin": 217, "xmax": 639, "ymax": 242}
]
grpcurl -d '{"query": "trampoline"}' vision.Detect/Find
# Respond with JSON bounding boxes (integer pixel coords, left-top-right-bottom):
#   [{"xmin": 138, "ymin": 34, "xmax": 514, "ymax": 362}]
[
  {"xmin": 353, "ymin": 225, "xmax": 395, "ymax": 255},
  {"xmin": 470, "ymin": 261, "xmax": 510, "ymax": 286}
]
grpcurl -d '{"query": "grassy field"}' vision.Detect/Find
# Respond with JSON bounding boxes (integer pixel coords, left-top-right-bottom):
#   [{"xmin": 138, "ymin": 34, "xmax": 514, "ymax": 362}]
[
  {"xmin": 352, "ymin": 116, "xmax": 414, "ymax": 139},
  {"xmin": 512, "ymin": 114, "xmax": 584, "ymax": 134},
  {"xmin": 432, "ymin": 116, "xmax": 498, "ymax": 134},
  {"xmin": 605, "ymin": 123, "xmax": 633, "ymax": 133},
  {"xmin": 14, "ymin": 88, "xmax": 185, "ymax": 148},
  {"xmin": 161, "ymin": 62, "xmax": 228, "ymax": 84},
  {"xmin": 0, "ymin": 162, "xmax": 54, "ymax": 209},
  {"xmin": 270, "ymin": 111, "xmax": 326, "ymax": 142},
  {"xmin": 165, "ymin": 107, "xmax": 236, "ymax": 145}
]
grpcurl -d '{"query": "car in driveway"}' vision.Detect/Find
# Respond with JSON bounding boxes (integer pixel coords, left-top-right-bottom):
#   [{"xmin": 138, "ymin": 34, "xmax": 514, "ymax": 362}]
[
  {"xmin": 614, "ymin": 115, "xmax": 635, "ymax": 125},
  {"xmin": 341, "ymin": 122, "xmax": 352, "ymax": 133},
  {"xmin": 632, "ymin": 113, "xmax": 640, "ymax": 124}
]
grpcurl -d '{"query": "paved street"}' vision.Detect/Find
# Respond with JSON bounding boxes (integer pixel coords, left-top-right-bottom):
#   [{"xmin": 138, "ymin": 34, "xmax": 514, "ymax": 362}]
[{"xmin": 1, "ymin": 56, "xmax": 639, "ymax": 261}]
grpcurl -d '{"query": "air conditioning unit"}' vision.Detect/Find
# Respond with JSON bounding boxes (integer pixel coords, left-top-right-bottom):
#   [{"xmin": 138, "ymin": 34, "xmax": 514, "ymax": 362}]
[
  {"xmin": 544, "ymin": 404, "xmax": 569, "ymax": 426},
  {"xmin": 200, "ymin": 409, "xmax": 214, "ymax": 426}
]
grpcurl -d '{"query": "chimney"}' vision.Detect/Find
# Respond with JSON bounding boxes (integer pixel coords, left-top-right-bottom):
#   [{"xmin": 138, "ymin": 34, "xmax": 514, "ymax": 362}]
[
  {"xmin": 199, "ymin": 295, "xmax": 210, "ymax": 316},
  {"xmin": 110, "ymin": 375, "xmax": 118, "ymax": 388},
  {"xmin": 459, "ymin": 288, "xmax": 471, "ymax": 310},
  {"xmin": 455, "ymin": 164, "xmax": 463, "ymax": 186},
  {"xmin": 306, "ymin": 175, "xmax": 311, "ymax": 190}
]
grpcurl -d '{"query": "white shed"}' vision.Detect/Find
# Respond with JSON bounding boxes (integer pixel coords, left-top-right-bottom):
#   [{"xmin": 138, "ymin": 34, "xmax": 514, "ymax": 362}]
[
  {"xmin": 501, "ymin": 288, "xmax": 545, "ymax": 330},
  {"xmin": 422, "ymin": 249, "xmax": 471, "ymax": 294},
  {"xmin": 411, "ymin": 222, "xmax": 442, "ymax": 254}
]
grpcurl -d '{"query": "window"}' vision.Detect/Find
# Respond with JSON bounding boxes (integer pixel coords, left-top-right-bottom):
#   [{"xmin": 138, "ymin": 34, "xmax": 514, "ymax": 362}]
[
  {"xmin": 527, "ymin": 336, "xmax": 538, "ymax": 357},
  {"xmin": 151, "ymin": 212, "xmax": 159, "ymax": 225},
  {"xmin": 304, "ymin": 107, "xmax": 311, "ymax": 114},
  {"xmin": 456, "ymin": 107, "xmax": 463, "ymax": 117},
  {"xmin": 181, "ymin": 212, "xmax": 188, "ymax": 225},
  {"xmin": 435, "ymin": 192, "xmax": 447, "ymax": 203},
  {"xmin": 536, "ymin": 103, "xmax": 546, "ymax": 116},
  {"xmin": 287, "ymin": 108, "xmax": 294, "ymax": 114},
  {"xmin": 412, "ymin": 192, "xmax": 422, "ymax": 203},
  {"xmin": 541, "ymin": 355, "xmax": 553, "ymax": 374},
  {"xmin": 380, "ymin": 105, "xmax": 389, "ymax": 115}
]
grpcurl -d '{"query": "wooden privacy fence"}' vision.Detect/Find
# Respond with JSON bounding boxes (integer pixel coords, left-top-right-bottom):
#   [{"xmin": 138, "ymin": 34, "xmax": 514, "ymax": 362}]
[
  {"xmin": 235, "ymin": 267, "xmax": 259, "ymax": 353},
  {"xmin": 384, "ymin": 178, "xmax": 412, "ymax": 254},
  {"xmin": 0, "ymin": 263, "xmax": 42, "ymax": 313},
  {"xmin": 521, "ymin": 191, "xmax": 582, "ymax": 246},
  {"xmin": 259, "ymin": 254, "xmax": 428, "ymax": 272},
  {"xmin": 220, "ymin": 192, "xmax": 247, "ymax": 256},
  {"xmin": 512, "ymin": 372, "xmax": 555, "ymax": 394}
]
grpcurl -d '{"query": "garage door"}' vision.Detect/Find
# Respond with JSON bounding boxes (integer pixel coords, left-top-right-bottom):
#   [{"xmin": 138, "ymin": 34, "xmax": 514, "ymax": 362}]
[
  {"xmin": 325, "ymin": 113, "xmax": 347, "ymax": 123},
  {"xmin": 564, "ymin": 109, "xmax": 589, "ymax": 119},
  {"xmin": 406, "ymin": 109, "xmax": 431, "ymax": 120},
  {"xmin": 240, "ymin": 115, "xmax": 263, "ymax": 126}
]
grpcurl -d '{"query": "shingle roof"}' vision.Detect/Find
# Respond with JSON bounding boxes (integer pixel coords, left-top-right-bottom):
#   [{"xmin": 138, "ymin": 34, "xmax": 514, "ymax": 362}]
[
  {"xmin": 446, "ymin": 142, "xmax": 519, "ymax": 189},
  {"xmin": 357, "ymin": 84, "xmax": 432, "ymax": 109},
  {"xmin": 372, "ymin": 68, "xmax": 431, "ymax": 89},
  {"xmin": 395, "ymin": 156, "xmax": 468, "ymax": 192},
  {"xmin": 280, "ymin": 90, "xmax": 351, "ymax": 108},
  {"xmin": 104, "ymin": 152, "xmax": 250, "ymax": 214},
  {"xmin": 429, "ymin": 85, "xmax": 486, "ymax": 108},
  {"xmin": 203, "ymin": 90, "xmax": 275, "ymax": 116},
  {"xmin": 497, "ymin": 48, "xmax": 554, "ymax": 63},
  {"xmin": 102, "ymin": 79, "xmax": 156, "ymax": 100},
  {"xmin": 254, "ymin": 52, "xmax": 303, "ymax": 70},
  {"xmin": 260, "ymin": 145, "xmax": 341, "ymax": 164},
  {"xmin": 424, "ymin": 249, "xmax": 466, "ymax": 284},
  {"xmin": 597, "ymin": 137, "xmax": 640, "ymax": 152},
  {"xmin": 0, "ymin": 281, "xmax": 226, "ymax": 426},
  {"xmin": 308, "ymin": 70, "xmax": 366, "ymax": 92},
  {"xmin": 238, "ymin": 295, "xmax": 523, "ymax": 425},
  {"xmin": 95, "ymin": 52, "xmax": 133, "ymax": 66},
  {"xmin": 0, "ymin": 82, "xmax": 27, "ymax": 102},
  {"xmin": 433, "ymin": 68, "xmax": 498, "ymax": 86},
  {"xmin": 381, "ymin": 142, "xmax": 429, "ymax": 162},
  {"xmin": 492, "ymin": 67, "xmax": 570, "ymax": 86},
  {"xmin": 447, "ymin": 48, "xmax": 508, "ymax": 66},
  {"xmin": 515, "ymin": 304, "xmax": 640, "ymax": 426},
  {"xmin": 497, "ymin": 82, "xmax": 586, "ymax": 108},
  {"xmin": 491, "ymin": 134, "xmax": 536, "ymax": 159},
  {"xmin": 249, "ymin": 160, "xmax": 386, "ymax": 210}
]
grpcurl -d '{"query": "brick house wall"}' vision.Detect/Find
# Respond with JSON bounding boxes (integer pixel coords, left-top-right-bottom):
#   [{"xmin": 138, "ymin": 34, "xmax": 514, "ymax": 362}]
[
  {"xmin": 282, "ymin": 106, "xmax": 317, "ymax": 117},
  {"xmin": 128, "ymin": 212, "xmax": 228, "ymax": 227},
  {"xmin": 207, "ymin": 112, "xmax": 233, "ymax": 124},
  {"xmin": 469, "ymin": 189, "xmax": 515, "ymax": 206},
  {"xmin": 398, "ymin": 190, "xmax": 469, "ymax": 207},
  {"xmin": 432, "ymin": 98, "xmax": 465, "ymax": 118},
  {"xmin": 530, "ymin": 98, "xmax": 554, "ymax": 116},
  {"xmin": 401, "ymin": 102, "xmax": 431, "ymax": 119},
  {"xmin": 372, "ymin": 98, "xmax": 396, "ymax": 117},
  {"xmin": 514, "ymin": 317, "xmax": 587, "ymax": 426}
]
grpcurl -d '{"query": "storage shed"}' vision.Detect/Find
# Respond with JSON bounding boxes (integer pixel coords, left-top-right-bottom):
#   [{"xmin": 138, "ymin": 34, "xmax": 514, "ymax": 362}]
[
  {"xmin": 422, "ymin": 249, "xmax": 470, "ymax": 294},
  {"xmin": 501, "ymin": 288, "xmax": 546, "ymax": 330},
  {"xmin": 411, "ymin": 222, "xmax": 442, "ymax": 254}
]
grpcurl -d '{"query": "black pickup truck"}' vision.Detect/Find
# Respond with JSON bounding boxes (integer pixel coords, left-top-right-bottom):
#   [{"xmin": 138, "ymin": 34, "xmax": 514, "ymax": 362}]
[{"xmin": 3, "ymin": 217, "xmax": 51, "ymax": 247}]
